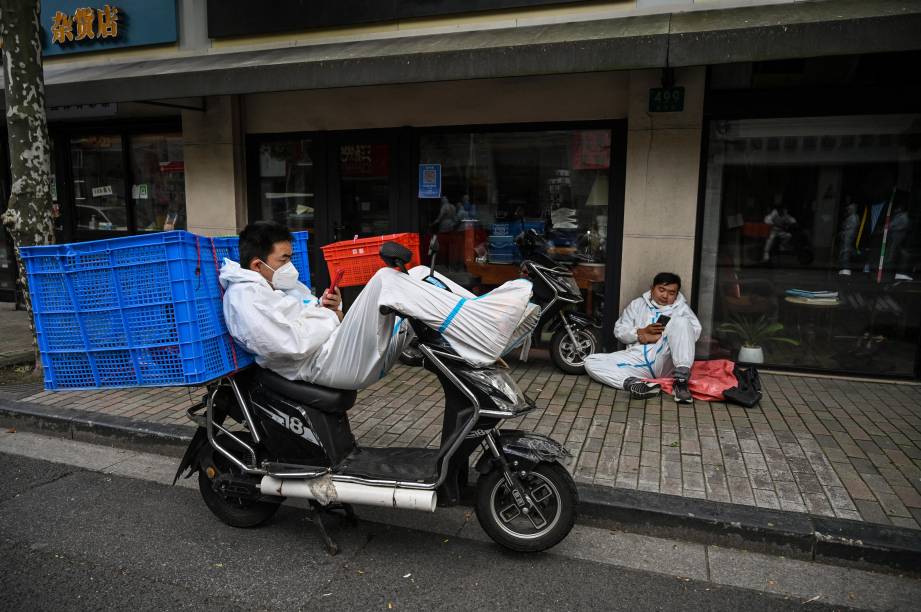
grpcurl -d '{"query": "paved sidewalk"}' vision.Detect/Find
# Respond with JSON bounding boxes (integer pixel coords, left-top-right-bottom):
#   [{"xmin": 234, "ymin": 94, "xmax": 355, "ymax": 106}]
[{"xmin": 8, "ymin": 352, "xmax": 921, "ymax": 531}]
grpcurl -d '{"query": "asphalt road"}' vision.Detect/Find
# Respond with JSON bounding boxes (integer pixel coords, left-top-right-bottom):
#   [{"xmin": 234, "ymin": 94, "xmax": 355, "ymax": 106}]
[{"xmin": 0, "ymin": 451, "xmax": 854, "ymax": 612}]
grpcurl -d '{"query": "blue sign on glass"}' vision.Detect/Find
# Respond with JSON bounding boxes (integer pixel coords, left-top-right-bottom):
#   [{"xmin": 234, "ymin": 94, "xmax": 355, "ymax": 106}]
[
  {"xmin": 418, "ymin": 164, "xmax": 442, "ymax": 199},
  {"xmin": 41, "ymin": 0, "xmax": 178, "ymax": 56}
]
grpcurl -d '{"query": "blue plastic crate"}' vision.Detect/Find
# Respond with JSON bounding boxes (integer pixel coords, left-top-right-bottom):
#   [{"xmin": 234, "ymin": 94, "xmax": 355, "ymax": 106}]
[
  {"xmin": 487, "ymin": 235, "xmax": 521, "ymax": 262},
  {"xmin": 487, "ymin": 235, "xmax": 515, "ymax": 249},
  {"xmin": 212, "ymin": 230, "xmax": 311, "ymax": 288},
  {"xmin": 20, "ymin": 231, "xmax": 254, "ymax": 390},
  {"xmin": 488, "ymin": 252, "xmax": 518, "ymax": 264},
  {"xmin": 492, "ymin": 220, "xmax": 545, "ymax": 237}
]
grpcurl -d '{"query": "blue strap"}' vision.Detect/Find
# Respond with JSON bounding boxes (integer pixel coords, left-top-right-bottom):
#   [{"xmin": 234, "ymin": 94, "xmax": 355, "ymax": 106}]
[
  {"xmin": 438, "ymin": 297, "xmax": 468, "ymax": 333},
  {"xmin": 641, "ymin": 344, "xmax": 656, "ymax": 378}
]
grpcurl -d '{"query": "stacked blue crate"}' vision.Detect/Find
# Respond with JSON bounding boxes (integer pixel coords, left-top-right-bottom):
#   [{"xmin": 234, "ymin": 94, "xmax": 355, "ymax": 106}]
[
  {"xmin": 491, "ymin": 220, "xmax": 545, "ymax": 237},
  {"xmin": 487, "ymin": 235, "xmax": 519, "ymax": 264},
  {"xmin": 488, "ymin": 220, "xmax": 545, "ymax": 263},
  {"xmin": 21, "ymin": 231, "xmax": 255, "ymax": 390}
]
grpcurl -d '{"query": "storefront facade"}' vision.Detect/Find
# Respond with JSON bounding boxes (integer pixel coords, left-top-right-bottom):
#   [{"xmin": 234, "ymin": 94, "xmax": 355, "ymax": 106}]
[
  {"xmin": 2, "ymin": 0, "xmax": 920, "ymax": 378},
  {"xmin": 695, "ymin": 53, "xmax": 921, "ymax": 378},
  {"xmin": 241, "ymin": 74, "xmax": 636, "ymax": 338}
]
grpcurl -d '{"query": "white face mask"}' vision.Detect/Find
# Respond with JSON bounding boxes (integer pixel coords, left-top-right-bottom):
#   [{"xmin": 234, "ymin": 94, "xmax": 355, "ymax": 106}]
[{"xmin": 260, "ymin": 260, "xmax": 299, "ymax": 290}]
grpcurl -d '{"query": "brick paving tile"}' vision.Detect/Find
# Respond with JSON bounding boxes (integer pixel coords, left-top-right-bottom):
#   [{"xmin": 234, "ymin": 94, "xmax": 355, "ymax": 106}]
[
  {"xmin": 774, "ymin": 481, "xmax": 807, "ymax": 513},
  {"xmin": 752, "ymin": 488, "xmax": 781, "ymax": 509},
  {"xmin": 891, "ymin": 516, "xmax": 920, "ymax": 529},
  {"xmin": 7, "ymin": 362, "xmax": 921, "ymax": 530}
]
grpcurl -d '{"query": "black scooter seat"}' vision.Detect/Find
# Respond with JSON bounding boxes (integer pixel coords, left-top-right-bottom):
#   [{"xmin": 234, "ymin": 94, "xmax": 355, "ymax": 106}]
[{"xmin": 254, "ymin": 367, "xmax": 356, "ymax": 414}]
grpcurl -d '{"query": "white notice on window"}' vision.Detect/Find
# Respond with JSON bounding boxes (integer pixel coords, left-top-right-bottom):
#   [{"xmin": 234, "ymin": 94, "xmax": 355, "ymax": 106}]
[{"xmin": 92, "ymin": 185, "xmax": 114, "ymax": 197}]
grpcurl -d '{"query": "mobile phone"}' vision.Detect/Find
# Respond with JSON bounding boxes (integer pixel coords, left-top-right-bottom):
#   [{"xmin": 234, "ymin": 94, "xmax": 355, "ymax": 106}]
[
  {"xmin": 656, "ymin": 315, "xmax": 671, "ymax": 327},
  {"xmin": 328, "ymin": 268, "xmax": 345, "ymax": 293}
]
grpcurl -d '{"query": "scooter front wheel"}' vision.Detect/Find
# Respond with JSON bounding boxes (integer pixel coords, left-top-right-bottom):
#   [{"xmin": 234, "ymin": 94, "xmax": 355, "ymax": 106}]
[
  {"xmin": 475, "ymin": 462, "xmax": 577, "ymax": 552},
  {"xmin": 550, "ymin": 327, "xmax": 598, "ymax": 374}
]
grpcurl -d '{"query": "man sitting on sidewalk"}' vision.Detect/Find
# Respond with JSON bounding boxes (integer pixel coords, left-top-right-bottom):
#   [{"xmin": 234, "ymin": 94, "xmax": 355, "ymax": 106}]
[{"xmin": 584, "ymin": 272, "xmax": 701, "ymax": 403}]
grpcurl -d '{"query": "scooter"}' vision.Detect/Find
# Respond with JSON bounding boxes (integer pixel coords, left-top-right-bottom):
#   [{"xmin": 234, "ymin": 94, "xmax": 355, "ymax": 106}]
[
  {"xmin": 174, "ymin": 240, "xmax": 578, "ymax": 554},
  {"xmin": 516, "ymin": 229, "xmax": 601, "ymax": 374}
]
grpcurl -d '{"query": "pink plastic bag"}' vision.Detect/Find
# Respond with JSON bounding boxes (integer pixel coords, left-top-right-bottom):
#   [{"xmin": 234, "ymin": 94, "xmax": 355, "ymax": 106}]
[{"xmin": 646, "ymin": 359, "xmax": 737, "ymax": 401}]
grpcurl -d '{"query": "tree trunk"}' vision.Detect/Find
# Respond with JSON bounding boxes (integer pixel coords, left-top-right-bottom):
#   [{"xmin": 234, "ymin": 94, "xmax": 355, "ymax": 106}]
[{"xmin": 1, "ymin": 0, "xmax": 56, "ymax": 373}]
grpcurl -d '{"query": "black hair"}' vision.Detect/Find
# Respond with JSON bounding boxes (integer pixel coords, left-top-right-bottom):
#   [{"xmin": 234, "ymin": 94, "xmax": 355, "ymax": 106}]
[
  {"xmin": 652, "ymin": 272, "xmax": 682, "ymax": 289},
  {"xmin": 238, "ymin": 221, "xmax": 292, "ymax": 269}
]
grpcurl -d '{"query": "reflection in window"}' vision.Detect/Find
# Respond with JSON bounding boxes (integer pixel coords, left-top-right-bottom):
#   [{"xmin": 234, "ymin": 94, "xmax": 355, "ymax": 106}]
[
  {"xmin": 697, "ymin": 115, "xmax": 921, "ymax": 376},
  {"xmin": 418, "ymin": 129, "xmax": 610, "ymax": 317},
  {"xmin": 130, "ymin": 133, "xmax": 186, "ymax": 232},
  {"xmin": 71, "ymin": 134, "xmax": 127, "ymax": 231},
  {"xmin": 256, "ymin": 140, "xmax": 316, "ymax": 286}
]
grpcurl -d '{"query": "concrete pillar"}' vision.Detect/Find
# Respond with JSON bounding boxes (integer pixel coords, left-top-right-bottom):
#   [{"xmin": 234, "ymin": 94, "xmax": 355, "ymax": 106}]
[
  {"xmin": 182, "ymin": 95, "xmax": 245, "ymax": 237},
  {"xmin": 620, "ymin": 66, "xmax": 705, "ymax": 309}
]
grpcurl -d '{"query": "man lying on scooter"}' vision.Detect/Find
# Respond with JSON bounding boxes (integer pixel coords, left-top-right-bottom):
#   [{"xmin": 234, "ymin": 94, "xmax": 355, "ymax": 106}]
[{"xmin": 220, "ymin": 221, "xmax": 536, "ymax": 391}]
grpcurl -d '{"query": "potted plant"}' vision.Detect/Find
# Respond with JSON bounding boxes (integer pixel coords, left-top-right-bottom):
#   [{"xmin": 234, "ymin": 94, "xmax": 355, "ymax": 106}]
[{"xmin": 716, "ymin": 315, "xmax": 799, "ymax": 364}]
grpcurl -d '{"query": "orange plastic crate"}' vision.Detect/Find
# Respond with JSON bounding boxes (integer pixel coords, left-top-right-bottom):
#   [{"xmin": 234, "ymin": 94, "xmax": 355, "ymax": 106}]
[{"xmin": 321, "ymin": 233, "xmax": 421, "ymax": 288}]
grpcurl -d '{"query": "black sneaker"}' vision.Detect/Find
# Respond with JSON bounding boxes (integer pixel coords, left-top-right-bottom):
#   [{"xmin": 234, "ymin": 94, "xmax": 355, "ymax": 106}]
[
  {"xmin": 672, "ymin": 376, "xmax": 693, "ymax": 404},
  {"xmin": 624, "ymin": 378, "xmax": 661, "ymax": 400}
]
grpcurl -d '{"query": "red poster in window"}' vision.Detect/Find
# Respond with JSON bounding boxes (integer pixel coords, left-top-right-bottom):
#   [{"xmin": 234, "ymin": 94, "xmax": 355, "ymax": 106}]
[
  {"xmin": 159, "ymin": 161, "xmax": 185, "ymax": 173},
  {"xmin": 340, "ymin": 144, "xmax": 390, "ymax": 177},
  {"xmin": 571, "ymin": 131, "xmax": 611, "ymax": 170}
]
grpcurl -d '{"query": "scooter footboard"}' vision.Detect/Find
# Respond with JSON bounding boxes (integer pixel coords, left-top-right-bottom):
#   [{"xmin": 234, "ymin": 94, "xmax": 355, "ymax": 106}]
[{"xmin": 474, "ymin": 431, "xmax": 572, "ymax": 473}]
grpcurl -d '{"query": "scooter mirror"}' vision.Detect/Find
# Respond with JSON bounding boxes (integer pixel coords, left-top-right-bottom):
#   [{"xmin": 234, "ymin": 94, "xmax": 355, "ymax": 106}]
[{"xmin": 428, "ymin": 235, "xmax": 440, "ymax": 256}]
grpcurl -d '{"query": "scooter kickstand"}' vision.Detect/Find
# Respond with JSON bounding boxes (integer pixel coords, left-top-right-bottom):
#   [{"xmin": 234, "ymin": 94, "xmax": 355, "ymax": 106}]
[
  {"xmin": 306, "ymin": 500, "xmax": 339, "ymax": 556},
  {"xmin": 341, "ymin": 502, "xmax": 358, "ymax": 527}
]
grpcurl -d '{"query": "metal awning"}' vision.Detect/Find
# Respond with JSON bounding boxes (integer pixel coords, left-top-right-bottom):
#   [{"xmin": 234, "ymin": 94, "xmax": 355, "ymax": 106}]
[{"xmin": 5, "ymin": 0, "xmax": 919, "ymax": 106}]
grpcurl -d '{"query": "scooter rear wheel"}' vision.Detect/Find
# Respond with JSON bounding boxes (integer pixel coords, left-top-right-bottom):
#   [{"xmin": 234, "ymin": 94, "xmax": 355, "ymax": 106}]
[
  {"xmin": 475, "ymin": 462, "xmax": 577, "ymax": 552},
  {"xmin": 198, "ymin": 453, "xmax": 281, "ymax": 528}
]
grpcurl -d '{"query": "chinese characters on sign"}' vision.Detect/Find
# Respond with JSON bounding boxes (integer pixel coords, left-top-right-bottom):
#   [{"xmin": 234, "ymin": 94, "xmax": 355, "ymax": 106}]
[{"xmin": 51, "ymin": 5, "xmax": 119, "ymax": 45}]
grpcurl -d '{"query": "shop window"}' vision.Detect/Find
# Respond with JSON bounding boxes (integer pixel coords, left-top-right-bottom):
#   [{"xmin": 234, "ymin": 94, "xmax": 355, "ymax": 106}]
[
  {"xmin": 130, "ymin": 133, "xmax": 186, "ymax": 231},
  {"xmin": 418, "ymin": 129, "xmax": 610, "ymax": 315},
  {"xmin": 255, "ymin": 139, "xmax": 317, "ymax": 286},
  {"xmin": 697, "ymin": 114, "xmax": 921, "ymax": 377},
  {"xmin": 70, "ymin": 134, "xmax": 128, "ymax": 231},
  {"xmin": 68, "ymin": 131, "xmax": 186, "ymax": 236}
]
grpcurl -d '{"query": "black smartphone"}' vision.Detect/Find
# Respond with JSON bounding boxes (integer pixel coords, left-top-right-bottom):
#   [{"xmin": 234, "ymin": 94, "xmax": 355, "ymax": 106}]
[{"xmin": 656, "ymin": 315, "xmax": 671, "ymax": 327}]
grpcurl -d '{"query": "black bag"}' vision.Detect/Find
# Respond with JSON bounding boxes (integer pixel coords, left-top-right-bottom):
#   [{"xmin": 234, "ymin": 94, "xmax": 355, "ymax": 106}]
[{"xmin": 723, "ymin": 365, "xmax": 763, "ymax": 408}]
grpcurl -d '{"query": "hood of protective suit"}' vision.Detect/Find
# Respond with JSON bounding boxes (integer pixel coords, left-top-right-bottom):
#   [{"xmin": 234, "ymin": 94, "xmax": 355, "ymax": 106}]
[
  {"xmin": 220, "ymin": 258, "xmax": 340, "ymax": 380},
  {"xmin": 612, "ymin": 289, "xmax": 701, "ymax": 348},
  {"xmin": 642, "ymin": 289, "xmax": 689, "ymax": 313},
  {"xmin": 219, "ymin": 258, "xmax": 268, "ymax": 290}
]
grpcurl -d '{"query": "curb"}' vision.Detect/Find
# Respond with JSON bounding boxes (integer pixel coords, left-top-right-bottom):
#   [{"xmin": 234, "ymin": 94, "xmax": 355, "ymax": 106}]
[
  {"xmin": 0, "ymin": 351, "xmax": 35, "ymax": 368},
  {"xmin": 1, "ymin": 396, "xmax": 919, "ymax": 572},
  {"xmin": 0, "ymin": 397, "xmax": 192, "ymax": 457},
  {"xmin": 577, "ymin": 484, "xmax": 921, "ymax": 573}
]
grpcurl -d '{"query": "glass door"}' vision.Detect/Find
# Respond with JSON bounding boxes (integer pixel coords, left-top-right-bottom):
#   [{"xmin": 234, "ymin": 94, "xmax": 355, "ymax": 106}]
[
  {"xmin": 251, "ymin": 138, "xmax": 321, "ymax": 288},
  {"xmin": 70, "ymin": 133, "xmax": 128, "ymax": 240},
  {"xmin": 333, "ymin": 140, "xmax": 396, "ymax": 240}
]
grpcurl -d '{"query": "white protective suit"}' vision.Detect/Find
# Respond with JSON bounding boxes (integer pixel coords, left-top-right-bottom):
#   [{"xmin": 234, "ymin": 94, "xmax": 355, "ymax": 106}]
[
  {"xmin": 220, "ymin": 261, "xmax": 537, "ymax": 390},
  {"xmin": 584, "ymin": 290, "xmax": 701, "ymax": 389}
]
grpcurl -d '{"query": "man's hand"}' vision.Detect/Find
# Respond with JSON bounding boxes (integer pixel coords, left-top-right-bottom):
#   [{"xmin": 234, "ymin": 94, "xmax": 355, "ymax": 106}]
[
  {"xmin": 637, "ymin": 323, "xmax": 664, "ymax": 344},
  {"xmin": 321, "ymin": 288, "xmax": 344, "ymax": 321}
]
